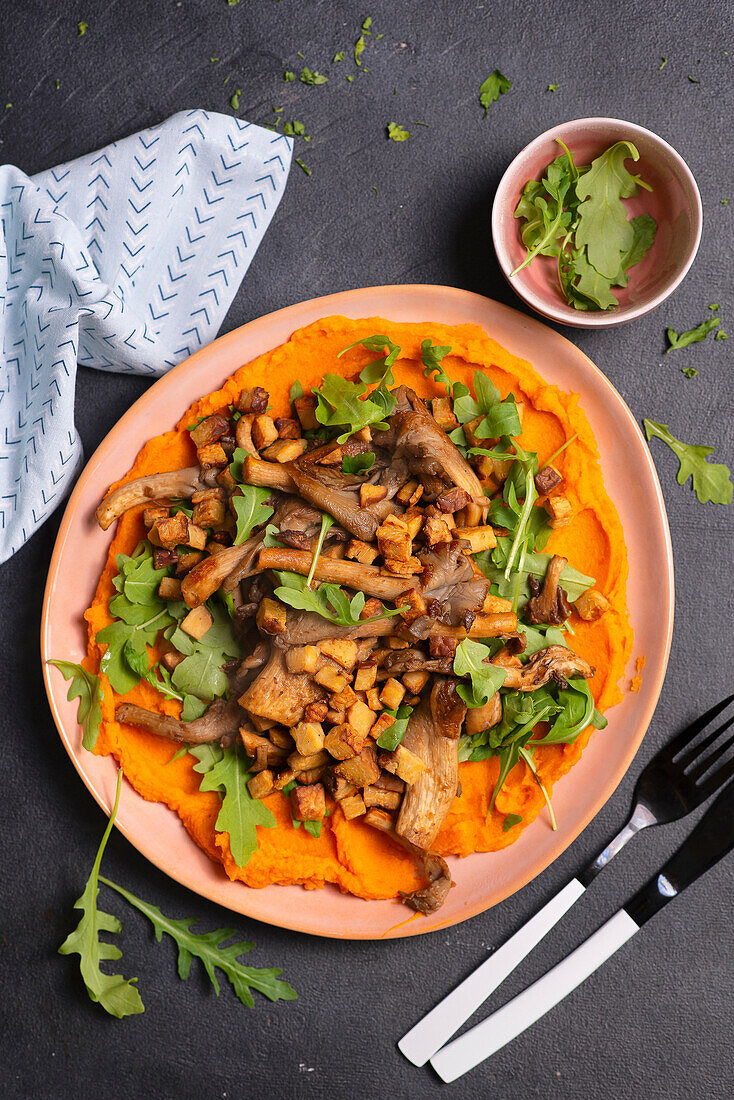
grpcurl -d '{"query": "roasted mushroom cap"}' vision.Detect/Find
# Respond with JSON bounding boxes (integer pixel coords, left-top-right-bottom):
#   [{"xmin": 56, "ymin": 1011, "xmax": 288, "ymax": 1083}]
[
  {"xmin": 95, "ymin": 467, "xmax": 205, "ymax": 530},
  {"xmin": 497, "ymin": 644, "xmax": 594, "ymax": 692}
]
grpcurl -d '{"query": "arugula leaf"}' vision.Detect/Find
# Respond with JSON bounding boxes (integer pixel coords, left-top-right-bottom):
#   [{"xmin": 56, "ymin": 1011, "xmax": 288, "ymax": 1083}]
[
  {"xmin": 181, "ymin": 695, "xmax": 208, "ymax": 721},
  {"xmin": 342, "ymin": 452, "xmax": 376, "ymax": 475},
  {"xmin": 619, "ymin": 213, "xmax": 657, "ymax": 271},
  {"xmin": 48, "ymin": 660, "xmax": 104, "ymax": 752},
  {"xmin": 503, "ymin": 813, "xmax": 523, "ymax": 832},
  {"xmin": 274, "ymin": 573, "xmax": 400, "ymax": 627},
  {"xmin": 375, "ymin": 704, "xmax": 413, "ymax": 750},
  {"xmin": 643, "ymin": 419, "xmax": 733, "ymax": 505},
  {"xmin": 421, "ymin": 339, "xmax": 452, "ymax": 393},
  {"xmin": 453, "ymin": 640, "xmax": 507, "ymax": 707},
  {"xmin": 665, "ymin": 317, "xmax": 720, "ymax": 352},
  {"xmin": 300, "ymin": 67, "xmax": 328, "ymax": 85},
  {"xmin": 354, "ymin": 35, "xmax": 366, "ymax": 66},
  {"xmin": 575, "ymin": 141, "xmax": 650, "ymax": 279},
  {"xmin": 476, "ymin": 538, "xmax": 595, "ymax": 605},
  {"xmin": 562, "ymin": 249, "xmax": 619, "ymax": 310},
  {"xmin": 333, "ymin": 50, "xmax": 345, "ymax": 62},
  {"xmin": 289, "ymin": 380, "xmax": 304, "ymax": 405},
  {"xmin": 479, "ymin": 70, "xmax": 511, "ymax": 115},
  {"xmin": 306, "ymin": 514, "xmax": 334, "ymax": 588},
  {"xmin": 312, "ymin": 374, "xmax": 393, "ymax": 443},
  {"xmin": 98, "ymin": 876, "xmax": 296, "ymax": 1006},
  {"xmin": 232, "ymin": 486, "xmax": 274, "ymax": 545},
  {"xmin": 190, "ymin": 745, "xmax": 276, "ymax": 867},
  {"xmin": 387, "ymin": 122, "xmax": 410, "ymax": 142},
  {"xmin": 59, "ymin": 770, "xmax": 144, "ymax": 1018},
  {"xmin": 338, "ymin": 334, "xmax": 401, "ymax": 387},
  {"xmin": 534, "ymin": 680, "xmax": 599, "ymax": 745},
  {"xmin": 518, "ymin": 745, "xmax": 557, "ymax": 830}
]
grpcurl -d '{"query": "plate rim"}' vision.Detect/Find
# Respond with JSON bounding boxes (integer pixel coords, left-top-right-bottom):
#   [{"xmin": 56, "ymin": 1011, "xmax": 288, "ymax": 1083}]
[{"xmin": 41, "ymin": 283, "xmax": 674, "ymax": 939}]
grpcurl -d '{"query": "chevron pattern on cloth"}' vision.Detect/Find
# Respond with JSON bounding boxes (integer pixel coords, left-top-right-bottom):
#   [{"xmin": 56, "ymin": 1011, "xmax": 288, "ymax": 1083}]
[{"xmin": 0, "ymin": 109, "xmax": 292, "ymax": 563}]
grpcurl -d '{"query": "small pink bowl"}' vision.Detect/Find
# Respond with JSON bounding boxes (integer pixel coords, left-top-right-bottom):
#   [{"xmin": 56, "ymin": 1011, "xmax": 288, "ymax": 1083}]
[{"xmin": 491, "ymin": 117, "xmax": 702, "ymax": 328}]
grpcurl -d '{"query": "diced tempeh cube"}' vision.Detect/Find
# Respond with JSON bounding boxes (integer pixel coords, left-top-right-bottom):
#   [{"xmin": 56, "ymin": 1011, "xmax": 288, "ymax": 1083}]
[
  {"xmin": 334, "ymin": 744, "xmax": 380, "ymax": 787},
  {"xmin": 363, "ymin": 785, "xmax": 402, "ymax": 811},
  {"xmin": 248, "ymin": 769, "xmax": 275, "ymax": 800},
  {"xmin": 366, "ymin": 686, "xmax": 382, "ymax": 711},
  {"xmin": 359, "ymin": 597, "xmax": 383, "ymax": 620},
  {"xmin": 330, "ymin": 685, "xmax": 358, "ymax": 710},
  {"xmin": 322, "ymin": 543, "xmax": 346, "ymax": 560},
  {"xmin": 324, "ymin": 724, "xmax": 366, "ymax": 761},
  {"xmin": 363, "ymin": 807, "xmax": 396, "ymax": 833},
  {"xmin": 437, "ymin": 487, "xmax": 471, "ymax": 513},
  {"xmin": 152, "ymin": 512, "xmax": 189, "ymax": 548},
  {"xmin": 192, "ymin": 497, "xmax": 225, "ymax": 528},
  {"xmin": 320, "ymin": 638, "xmax": 358, "ymax": 670},
  {"xmin": 286, "ymin": 748, "xmax": 330, "ymax": 774},
  {"xmin": 340, "ymin": 792, "xmax": 367, "ymax": 820},
  {"xmin": 273, "ymin": 768, "xmax": 297, "ymax": 791},
  {"xmin": 174, "ymin": 549, "xmax": 203, "ymax": 576},
  {"xmin": 274, "ymin": 416, "xmax": 301, "ymax": 439},
  {"xmin": 186, "ymin": 522, "xmax": 208, "ymax": 550},
  {"xmin": 546, "ymin": 494, "xmax": 573, "ymax": 528},
  {"xmin": 353, "ymin": 662, "xmax": 378, "ymax": 692},
  {"xmin": 290, "ymin": 782, "xmax": 326, "ymax": 823},
  {"xmin": 346, "ymin": 538, "xmax": 379, "ymax": 566},
  {"xmin": 314, "ymin": 665, "xmax": 348, "ymax": 694},
  {"xmin": 143, "ymin": 504, "xmax": 171, "ymax": 529},
  {"xmin": 250, "ymin": 714, "xmax": 276, "ymax": 732},
  {"xmin": 180, "ymin": 605, "xmax": 213, "ymax": 640},
  {"xmin": 396, "ymin": 589, "xmax": 427, "ymax": 623},
  {"xmin": 189, "ymin": 412, "xmax": 229, "ymax": 447},
  {"xmin": 369, "ymin": 712, "xmax": 397, "ymax": 742},
  {"xmin": 196, "ymin": 442, "xmax": 228, "ymax": 468},
  {"xmin": 347, "ymin": 700, "xmax": 377, "ymax": 738},
  {"xmin": 453, "ymin": 525, "xmax": 497, "ymax": 553},
  {"xmin": 401, "ymin": 511, "xmax": 424, "ymax": 540},
  {"xmin": 402, "ymin": 670, "xmax": 430, "ymax": 693},
  {"xmin": 373, "ymin": 771, "xmax": 405, "ymax": 793},
  {"xmin": 322, "ymin": 770, "xmax": 357, "ymax": 801},
  {"xmin": 360, "ymin": 483, "xmax": 388, "ymax": 509},
  {"xmin": 237, "ymin": 386, "xmax": 269, "ymax": 414},
  {"xmin": 387, "ymin": 636, "xmax": 410, "ymax": 650},
  {"xmin": 431, "ymin": 395, "xmax": 458, "ymax": 431},
  {"xmin": 326, "ymin": 707, "xmax": 347, "ymax": 726},
  {"xmin": 423, "ymin": 510, "xmax": 453, "ymax": 546},
  {"xmin": 269, "ymin": 727, "xmax": 295, "ymax": 751},
  {"xmin": 261, "ymin": 438, "xmax": 308, "ymax": 463},
  {"xmin": 251, "ymin": 415, "xmax": 278, "ymax": 450},
  {"xmin": 298, "ymin": 766, "xmax": 327, "ymax": 785},
  {"xmin": 396, "ymin": 479, "xmax": 420, "ymax": 505},
  {"xmin": 286, "ymin": 645, "xmax": 320, "ymax": 674},
  {"xmin": 574, "ymin": 588, "xmax": 612, "ymax": 621},
  {"xmin": 240, "ymin": 728, "xmax": 287, "ymax": 765},
  {"xmin": 535, "ymin": 464, "xmax": 563, "ymax": 495},
  {"xmin": 293, "ymin": 720, "xmax": 325, "ymax": 757},
  {"xmin": 380, "ymin": 677, "xmax": 406, "ymax": 710},
  {"xmin": 429, "ymin": 635, "xmax": 457, "ymax": 658},
  {"xmin": 376, "ymin": 518, "xmax": 412, "ymax": 562},
  {"xmin": 383, "ymin": 556, "xmax": 422, "ymax": 576},
  {"xmin": 378, "ymin": 744, "xmax": 426, "ymax": 785},
  {"xmin": 294, "ymin": 394, "xmax": 318, "ymax": 431},
  {"xmin": 256, "ymin": 597, "xmax": 287, "ymax": 636},
  {"xmin": 161, "ymin": 650, "xmax": 184, "ymax": 672},
  {"xmin": 158, "ymin": 577, "xmax": 182, "ymax": 601},
  {"xmin": 305, "ymin": 700, "xmax": 329, "ymax": 723}
]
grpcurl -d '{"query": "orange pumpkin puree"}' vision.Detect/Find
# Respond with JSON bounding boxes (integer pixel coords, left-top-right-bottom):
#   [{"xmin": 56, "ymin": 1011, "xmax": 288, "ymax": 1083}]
[{"xmin": 85, "ymin": 316, "xmax": 632, "ymax": 901}]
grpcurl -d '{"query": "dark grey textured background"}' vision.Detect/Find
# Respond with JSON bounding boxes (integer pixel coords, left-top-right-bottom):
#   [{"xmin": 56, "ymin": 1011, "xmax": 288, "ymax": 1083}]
[{"xmin": 1, "ymin": 1, "xmax": 732, "ymax": 1097}]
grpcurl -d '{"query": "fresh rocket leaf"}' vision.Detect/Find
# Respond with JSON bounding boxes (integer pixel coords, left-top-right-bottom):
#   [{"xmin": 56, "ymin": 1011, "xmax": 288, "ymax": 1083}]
[
  {"xmin": 342, "ymin": 452, "xmax": 376, "ymax": 475},
  {"xmin": 479, "ymin": 70, "xmax": 511, "ymax": 115},
  {"xmin": 284, "ymin": 71, "xmax": 295, "ymax": 82},
  {"xmin": 421, "ymin": 339, "xmax": 452, "ymax": 393},
  {"xmin": 232, "ymin": 485, "xmax": 274, "ymax": 545},
  {"xmin": 354, "ymin": 35, "xmax": 366, "ymax": 66},
  {"xmin": 375, "ymin": 705, "xmax": 414, "ymax": 750},
  {"xmin": 230, "ymin": 89, "xmax": 241, "ymax": 110},
  {"xmin": 453, "ymin": 640, "xmax": 507, "ymax": 707},
  {"xmin": 190, "ymin": 745, "xmax": 276, "ymax": 867},
  {"xmin": 306, "ymin": 514, "xmax": 334, "ymax": 588},
  {"xmin": 274, "ymin": 573, "xmax": 401, "ymax": 627},
  {"xmin": 387, "ymin": 122, "xmax": 410, "ymax": 142},
  {"xmin": 48, "ymin": 660, "xmax": 104, "ymax": 752},
  {"xmin": 333, "ymin": 51, "xmax": 345, "ymax": 62},
  {"xmin": 59, "ymin": 770, "xmax": 144, "ymax": 1018},
  {"xmin": 619, "ymin": 213, "xmax": 657, "ymax": 272},
  {"xmin": 300, "ymin": 67, "xmax": 328, "ymax": 85},
  {"xmin": 575, "ymin": 141, "xmax": 651, "ymax": 279},
  {"xmin": 181, "ymin": 695, "xmax": 208, "ymax": 721},
  {"xmin": 338, "ymin": 334, "xmax": 401, "ymax": 387},
  {"xmin": 476, "ymin": 538, "xmax": 595, "ymax": 605},
  {"xmin": 312, "ymin": 374, "xmax": 393, "ymax": 443},
  {"xmin": 665, "ymin": 317, "xmax": 720, "ymax": 351},
  {"xmin": 644, "ymin": 419, "xmax": 733, "ymax": 505},
  {"xmin": 76, "ymin": 21, "xmax": 89, "ymax": 36},
  {"xmin": 503, "ymin": 813, "xmax": 523, "ymax": 831},
  {"xmin": 289, "ymin": 380, "xmax": 304, "ymax": 405},
  {"xmin": 98, "ymin": 876, "xmax": 297, "ymax": 1007}
]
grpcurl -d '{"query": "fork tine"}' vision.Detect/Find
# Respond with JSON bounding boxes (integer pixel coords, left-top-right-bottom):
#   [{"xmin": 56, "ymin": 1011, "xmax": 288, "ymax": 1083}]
[
  {"xmin": 679, "ymin": 712, "xmax": 734, "ymax": 770},
  {"xmin": 662, "ymin": 694, "xmax": 734, "ymax": 762},
  {"xmin": 687, "ymin": 724, "xmax": 734, "ymax": 784},
  {"xmin": 697, "ymin": 754, "xmax": 734, "ymax": 800}
]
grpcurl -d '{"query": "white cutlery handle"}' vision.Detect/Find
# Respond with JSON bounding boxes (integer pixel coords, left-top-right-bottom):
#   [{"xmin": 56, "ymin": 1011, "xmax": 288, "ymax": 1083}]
[
  {"xmin": 430, "ymin": 908, "xmax": 640, "ymax": 1083},
  {"xmin": 398, "ymin": 877, "xmax": 586, "ymax": 1067}
]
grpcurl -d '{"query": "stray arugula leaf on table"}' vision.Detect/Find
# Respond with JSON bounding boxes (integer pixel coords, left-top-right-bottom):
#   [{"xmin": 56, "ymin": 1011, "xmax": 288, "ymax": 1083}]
[
  {"xmin": 48, "ymin": 660, "xmax": 104, "ymax": 751},
  {"xmin": 190, "ymin": 744, "xmax": 276, "ymax": 866},
  {"xmin": 665, "ymin": 316, "xmax": 720, "ymax": 351},
  {"xmin": 643, "ymin": 419, "xmax": 733, "ymax": 505},
  {"xmin": 230, "ymin": 89, "xmax": 241, "ymax": 111},
  {"xmin": 99, "ymin": 876, "xmax": 297, "ymax": 1006},
  {"xmin": 387, "ymin": 122, "xmax": 410, "ymax": 141},
  {"xmin": 333, "ymin": 51, "xmax": 345, "ymax": 63},
  {"xmin": 300, "ymin": 67, "xmax": 328, "ymax": 85},
  {"xmin": 232, "ymin": 485, "xmax": 274, "ymax": 544},
  {"xmin": 453, "ymin": 640, "xmax": 507, "ymax": 708},
  {"xmin": 59, "ymin": 770, "xmax": 144, "ymax": 1018},
  {"xmin": 295, "ymin": 158, "xmax": 311, "ymax": 176},
  {"xmin": 479, "ymin": 70, "xmax": 511, "ymax": 115}
]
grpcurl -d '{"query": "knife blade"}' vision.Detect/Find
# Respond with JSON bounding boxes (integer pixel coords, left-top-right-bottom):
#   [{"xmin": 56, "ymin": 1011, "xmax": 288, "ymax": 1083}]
[{"xmin": 430, "ymin": 778, "xmax": 734, "ymax": 1083}]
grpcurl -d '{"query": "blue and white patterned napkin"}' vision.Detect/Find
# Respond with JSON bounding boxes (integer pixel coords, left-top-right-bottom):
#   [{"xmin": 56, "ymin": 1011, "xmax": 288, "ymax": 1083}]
[{"xmin": 0, "ymin": 109, "xmax": 292, "ymax": 563}]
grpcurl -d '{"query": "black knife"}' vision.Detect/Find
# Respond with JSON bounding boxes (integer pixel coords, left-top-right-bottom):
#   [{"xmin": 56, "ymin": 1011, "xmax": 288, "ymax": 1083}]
[{"xmin": 431, "ymin": 779, "xmax": 734, "ymax": 1082}]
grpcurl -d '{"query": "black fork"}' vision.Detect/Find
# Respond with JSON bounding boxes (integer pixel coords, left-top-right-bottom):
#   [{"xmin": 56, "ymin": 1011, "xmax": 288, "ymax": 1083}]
[{"xmin": 579, "ymin": 694, "xmax": 734, "ymax": 886}]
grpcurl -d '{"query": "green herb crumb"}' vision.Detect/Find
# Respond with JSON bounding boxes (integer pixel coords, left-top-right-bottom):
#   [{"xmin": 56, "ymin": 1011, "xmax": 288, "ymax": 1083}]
[
  {"xmin": 300, "ymin": 67, "xmax": 328, "ymax": 85},
  {"xmin": 284, "ymin": 71, "xmax": 295, "ymax": 82},
  {"xmin": 659, "ymin": 57, "xmax": 667, "ymax": 69},
  {"xmin": 715, "ymin": 330, "xmax": 728, "ymax": 340},
  {"xmin": 295, "ymin": 158, "xmax": 311, "ymax": 176},
  {"xmin": 386, "ymin": 122, "xmax": 410, "ymax": 141},
  {"xmin": 547, "ymin": 83, "xmax": 559, "ymax": 92},
  {"xmin": 333, "ymin": 51, "xmax": 345, "ymax": 63},
  {"xmin": 230, "ymin": 89, "xmax": 241, "ymax": 110},
  {"xmin": 479, "ymin": 70, "xmax": 511, "ymax": 115},
  {"xmin": 76, "ymin": 21, "xmax": 88, "ymax": 36},
  {"xmin": 681, "ymin": 367, "xmax": 698, "ymax": 379}
]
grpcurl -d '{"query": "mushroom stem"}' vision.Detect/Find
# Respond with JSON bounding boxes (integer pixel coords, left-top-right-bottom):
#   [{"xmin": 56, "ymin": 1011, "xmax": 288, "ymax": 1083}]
[
  {"xmin": 95, "ymin": 467, "xmax": 204, "ymax": 530},
  {"xmin": 257, "ymin": 547, "xmax": 416, "ymax": 600}
]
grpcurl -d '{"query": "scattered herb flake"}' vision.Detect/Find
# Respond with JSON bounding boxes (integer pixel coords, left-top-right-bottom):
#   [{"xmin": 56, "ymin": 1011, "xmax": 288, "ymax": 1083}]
[
  {"xmin": 227, "ymin": 0, "xmax": 239, "ymax": 5},
  {"xmin": 681, "ymin": 367, "xmax": 698, "ymax": 379},
  {"xmin": 354, "ymin": 35, "xmax": 366, "ymax": 66},
  {"xmin": 362, "ymin": 16, "xmax": 373, "ymax": 32},
  {"xmin": 659, "ymin": 57, "xmax": 667, "ymax": 69},
  {"xmin": 283, "ymin": 120, "xmax": 309, "ymax": 140},
  {"xmin": 300, "ymin": 67, "xmax": 328, "ymax": 85},
  {"xmin": 688, "ymin": 74, "xmax": 700, "ymax": 83},
  {"xmin": 387, "ymin": 121, "xmax": 409, "ymax": 142},
  {"xmin": 722, "ymin": 198, "xmax": 729, "ymax": 206},
  {"xmin": 503, "ymin": 813, "xmax": 523, "ymax": 832},
  {"xmin": 709, "ymin": 303, "xmax": 720, "ymax": 310},
  {"xmin": 55, "ymin": 78, "xmax": 61, "ymax": 89},
  {"xmin": 76, "ymin": 21, "xmax": 89, "ymax": 36},
  {"xmin": 333, "ymin": 51, "xmax": 345, "ymax": 63},
  {"xmin": 547, "ymin": 83, "xmax": 559, "ymax": 92},
  {"xmin": 230, "ymin": 89, "xmax": 241, "ymax": 110},
  {"xmin": 715, "ymin": 330, "xmax": 728, "ymax": 340},
  {"xmin": 284, "ymin": 70, "xmax": 295, "ymax": 82},
  {"xmin": 347, "ymin": 74, "xmax": 354, "ymax": 83},
  {"xmin": 295, "ymin": 158, "xmax": 311, "ymax": 175},
  {"xmin": 479, "ymin": 70, "xmax": 511, "ymax": 115},
  {"xmin": 666, "ymin": 317, "xmax": 719, "ymax": 351},
  {"xmin": 644, "ymin": 418, "xmax": 732, "ymax": 505}
]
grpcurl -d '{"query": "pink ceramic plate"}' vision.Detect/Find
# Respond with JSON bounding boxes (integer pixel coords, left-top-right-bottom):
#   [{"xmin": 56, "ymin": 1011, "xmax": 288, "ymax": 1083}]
[{"xmin": 41, "ymin": 285, "xmax": 674, "ymax": 940}]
